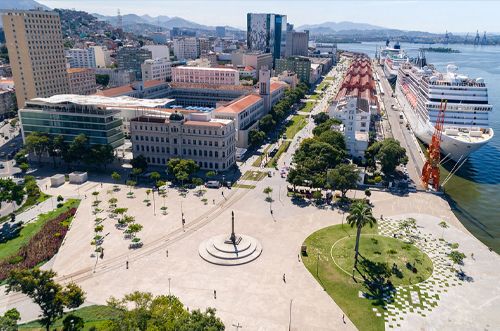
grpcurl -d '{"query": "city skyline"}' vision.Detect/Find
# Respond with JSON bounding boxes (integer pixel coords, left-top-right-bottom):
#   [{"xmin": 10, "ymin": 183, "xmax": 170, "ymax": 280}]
[{"xmin": 36, "ymin": 0, "xmax": 500, "ymax": 33}]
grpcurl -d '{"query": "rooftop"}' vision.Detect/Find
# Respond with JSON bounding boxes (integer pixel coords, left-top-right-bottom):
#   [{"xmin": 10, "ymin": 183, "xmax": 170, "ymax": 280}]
[
  {"xmin": 96, "ymin": 80, "xmax": 166, "ymax": 97},
  {"xmin": 67, "ymin": 68, "xmax": 94, "ymax": 74},
  {"xmin": 173, "ymin": 66, "xmax": 238, "ymax": 72},
  {"xmin": 214, "ymin": 94, "xmax": 262, "ymax": 114},
  {"xmin": 30, "ymin": 94, "xmax": 175, "ymax": 109},
  {"xmin": 169, "ymin": 82, "xmax": 254, "ymax": 92}
]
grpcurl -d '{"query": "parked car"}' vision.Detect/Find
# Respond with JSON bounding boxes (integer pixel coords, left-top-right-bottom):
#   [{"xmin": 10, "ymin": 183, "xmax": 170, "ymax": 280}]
[{"xmin": 205, "ymin": 180, "xmax": 221, "ymax": 189}]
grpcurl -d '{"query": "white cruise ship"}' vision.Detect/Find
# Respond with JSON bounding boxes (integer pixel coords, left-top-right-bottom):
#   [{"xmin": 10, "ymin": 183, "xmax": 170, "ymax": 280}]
[
  {"xmin": 382, "ymin": 42, "xmax": 409, "ymax": 85},
  {"xmin": 396, "ymin": 62, "xmax": 494, "ymax": 161}
]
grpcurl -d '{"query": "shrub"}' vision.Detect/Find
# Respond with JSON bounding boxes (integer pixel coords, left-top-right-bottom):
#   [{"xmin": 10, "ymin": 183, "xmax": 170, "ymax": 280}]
[
  {"xmin": 0, "ymin": 208, "xmax": 77, "ymax": 280},
  {"xmin": 374, "ymin": 176, "xmax": 382, "ymax": 183},
  {"xmin": 387, "ymin": 249, "xmax": 398, "ymax": 254}
]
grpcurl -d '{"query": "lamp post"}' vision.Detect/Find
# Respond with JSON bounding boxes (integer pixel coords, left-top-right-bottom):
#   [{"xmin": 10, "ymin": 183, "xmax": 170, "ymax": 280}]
[{"xmin": 168, "ymin": 277, "xmax": 171, "ymax": 295}]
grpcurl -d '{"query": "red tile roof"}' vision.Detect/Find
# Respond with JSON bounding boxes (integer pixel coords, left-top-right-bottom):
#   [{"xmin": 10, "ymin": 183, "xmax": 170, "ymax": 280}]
[{"xmin": 214, "ymin": 94, "xmax": 262, "ymax": 114}]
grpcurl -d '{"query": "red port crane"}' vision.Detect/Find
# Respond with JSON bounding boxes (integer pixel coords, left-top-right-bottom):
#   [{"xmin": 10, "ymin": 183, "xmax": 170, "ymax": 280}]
[{"xmin": 421, "ymin": 100, "xmax": 447, "ymax": 190}]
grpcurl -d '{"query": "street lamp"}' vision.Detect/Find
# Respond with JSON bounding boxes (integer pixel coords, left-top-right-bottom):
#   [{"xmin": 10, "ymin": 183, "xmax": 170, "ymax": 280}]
[{"xmin": 168, "ymin": 277, "xmax": 171, "ymax": 295}]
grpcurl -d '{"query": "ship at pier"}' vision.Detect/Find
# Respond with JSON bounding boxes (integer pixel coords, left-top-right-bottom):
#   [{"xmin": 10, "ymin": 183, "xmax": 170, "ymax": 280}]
[
  {"xmin": 378, "ymin": 40, "xmax": 409, "ymax": 86},
  {"xmin": 396, "ymin": 58, "xmax": 494, "ymax": 162}
]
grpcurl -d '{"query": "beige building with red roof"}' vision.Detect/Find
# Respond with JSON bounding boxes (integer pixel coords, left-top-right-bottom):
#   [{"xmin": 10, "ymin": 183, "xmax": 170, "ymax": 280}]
[{"xmin": 130, "ymin": 110, "xmax": 236, "ymax": 171}]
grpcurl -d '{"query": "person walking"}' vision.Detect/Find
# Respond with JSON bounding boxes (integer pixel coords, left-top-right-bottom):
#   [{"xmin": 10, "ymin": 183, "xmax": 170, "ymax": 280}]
[
  {"xmin": 282, "ymin": 273, "xmax": 286, "ymax": 283},
  {"xmin": 166, "ymin": 250, "xmax": 168, "ymax": 258},
  {"xmin": 126, "ymin": 260, "xmax": 129, "ymax": 269},
  {"xmin": 213, "ymin": 290, "xmax": 217, "ymax": 299}
]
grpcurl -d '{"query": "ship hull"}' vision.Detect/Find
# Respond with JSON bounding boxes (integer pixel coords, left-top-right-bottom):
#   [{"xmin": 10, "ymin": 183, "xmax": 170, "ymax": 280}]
[{"xmin": 395, "ymin": 87, "xmax": 493, "ymax": 161}]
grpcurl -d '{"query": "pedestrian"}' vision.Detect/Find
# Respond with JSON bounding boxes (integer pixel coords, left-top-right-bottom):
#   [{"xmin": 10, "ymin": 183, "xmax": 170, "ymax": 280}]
[
  {"xmin": 213, "ymin": 289, "xmax": 217, "ymax": 299},
  {"xmin": 270, "ymin": 209, "xmax": 273, "ymax": 216},
  {"xmin": 282, "ymin": 273, "xmax": 286, "ymax": 283},
  {"xmin": 100, "ymin": 182, "xmax": 103, "ymax": 188},
  {"xmin": 100, "ymin": 248, "xmax": 104, "ymax": 259},
  {"xmin": 298, "ymin": 254, "xmax": 300, "ymax": 262},
  {"xmin": 126, "ymin": 260, "xmax": 129, "ymax": 269},
  {"xmin": 471, "ymin": 253, "xmax": 474, "ymax": 260},
  {"xmin": 85, "ymin": 194, "xmax": 87, "ymax": 199},
  {"xmin": 166, "ymin": 250, "xmax": 169, "ymax": 258},
  {"xmin": 213, "ymin": 199, "xmax": 215, "ymax": 205},
  {"xmin": 342, "ymin": 314, "xmax": 346, "ymax": 324},
  {"xmin": 45, "ymin": 185, "xmax": 47, "ymax": 190}
]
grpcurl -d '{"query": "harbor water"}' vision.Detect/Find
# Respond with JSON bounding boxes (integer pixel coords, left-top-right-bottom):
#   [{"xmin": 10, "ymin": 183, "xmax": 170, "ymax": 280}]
[{"xmin": 338, "ymin": 42, "xmax": 500, "ymax": 253}]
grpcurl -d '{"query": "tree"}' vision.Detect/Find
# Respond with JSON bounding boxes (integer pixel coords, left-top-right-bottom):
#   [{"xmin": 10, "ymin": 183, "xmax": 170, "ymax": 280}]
[
  {"xmin": 249, "ymin": 129, "xmax": 266, "ymax": 147},
  {"xmin": 95, "ymin": 74, "xmax": 110, "ymax": 86},
  {"xmin": 448, "ymin": 250, "xmax": 466, "ymax": 266},
  {"xmin": 258, "ymin": 114, "xmax": 276, "ymax": 133},
  {"xmin": 19, "ymin": 162, "xmax": 29, "ymax": 173},
  {"xmin": 24, "ymin": 177, "xmax": 41, "ymax": 198},
  {"xmin": 205, "ymin": 171, "xmax": 216, "ymax": 179},
  {"xmin": 68, "ymin": 134, "xmax": 89, "ymax": 166},
  {"xmin": 111, "ymin": 171, "xmax": 121, "ymax": 184},
  {"xmin": 6, "ymin": 269, "xmax": 85, "ymax": 331},
  {"xmin": 126, "ymin": 223, "xmax": 143, "ymax": 239},
  {"xmin": 0, "ymin": 308, "xmax": 20, "ymax": 331},
  {"xmin": 91, "ymin": 144, "xmax": 115, "ymax": 169},
  {"xmin": 167, "ymin": 159, "xmax": 199, "ymax": 184},
  {"xmin": 327, "ymin": 164, "xmax": 359, "ymax": 198},
  {"xmin": 313, "ymin": 112, "xmax": 329, "ymax": 125},
  {"xmin": 192, "ymin": 177, "xmax": 205, "ymax": 194},
  {"xmin": 14, "ymin": 149, "xmax": 28, "ymax": 165},
  {"xmin": 377, "ymin": 138, "xmax": 408, "ymax": 174},
  {"xmin": 25, "ymin": 132, "xmax": 50, "ymax": 164},
  {"xmin": 126, "ymin": 180, "xmax": 136, "ymax": 193},
  {"xmin": 149, "ymin": 172, "xmax": 161, "ymax": 184},
  {"xmin": 130, "ymin": 155, "xmax": 148, "ymax": 173},
  {"xmin": 62, "ymin": 314, "xmax": 84, "ymax": 331},
  {"xmin": 312, "ymin": 118, "xmax": 342, "ymax": 137},
  {"xmin": 346, "ymin": 201, "xmax": 377, "ymax": 268},
  {"xmin": 0, "ymin": 178, "xmax": 25, "ymax": 209},
  {"xmin": 106, "ymin": 291, "xmax": 224, "ymax": 331},
  {"xmin": 438, "ymin": 220, "xmax": 449, "ymax": 238},
  {"xmin": 317, "ymin": 130, "xmax": 346, "ymax": 151}
]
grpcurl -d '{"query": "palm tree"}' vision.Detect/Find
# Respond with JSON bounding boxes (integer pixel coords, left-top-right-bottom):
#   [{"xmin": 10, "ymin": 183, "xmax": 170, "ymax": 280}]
[{"xmin": 346, "ymin": 201, "xmax": 377, "ymax": 268}]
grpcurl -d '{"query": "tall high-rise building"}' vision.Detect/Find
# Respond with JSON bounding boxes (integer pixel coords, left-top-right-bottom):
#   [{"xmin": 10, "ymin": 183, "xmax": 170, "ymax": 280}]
[
  {"xmin": 173, "ymin": 37, "xmax": 199, "ymax": 60},
  {"xmin": 66, "ymin": 48, "xmax": 97, "ymax": 68},
  {"xmin": 116, "ymin": 46, "xmax": 152, "ymax": 80},
  {"xmin": 215, "ymin": 26, "xmax": 226, "ymax": 38},
  {"xmin": 285, "ymin": 30, "xmax": 309, "ymax": 57},
  {"xmin": 1, "ymin": 10, "xmax": 70, "ymax": 108},
  {"xmin": 246, "ymin": 13, "xmax": 287, "ymax": 62}
]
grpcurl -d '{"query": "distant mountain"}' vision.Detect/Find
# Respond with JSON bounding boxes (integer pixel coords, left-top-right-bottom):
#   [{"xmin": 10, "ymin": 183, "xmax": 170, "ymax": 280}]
[
  {"xmin": 297, "ymin": 21, "xmax": 386, "ymax": 33},
  {"xmin": 0, "ymin": 0, "xmax": 50, "ymax": 11},
  {"xmin": 0, "ymin": 0, "xmax": 50, "ymax": 25},
  {"xmin": 92, "ymin": 13, "xmax": 240, "ymax": 31}
]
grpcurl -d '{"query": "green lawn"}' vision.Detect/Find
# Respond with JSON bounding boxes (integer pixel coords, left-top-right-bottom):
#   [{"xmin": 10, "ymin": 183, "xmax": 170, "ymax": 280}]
[
  {"xmin": 240, "ymin": 170, "xmax": 268, "ymax": 181},
  {"xmin": 265, "ymin": 141, "xmax": 291, "ymax": 168},
  {"xmin": 302, "ymin": 224, "xmax": 433, "ymax": 331},
  {"xmin": 309, "ymin": 93, "xmax": 321, "ymax": 100},
  {"xmin": 285, "ymin": 115, "xmax": 307, "ymax": 139},
  {"xmin": 317, "ymin": 80, "xmax": 331, "ymax": 91},
  {"xmin": 232, "ymin": 183, "xmax": 256, "ymax": 189},
  {"xmin": 299, "ymin": 102, "xmax": 315, "ymax": 113},
  {"xmin": 252, "ymin": 145, "xmax": 271, "ymax": 167},
  {"xmin": 19, "ymin": 305, "xmax": 120, "ymax": 330},
  {"xmin": 0, "ymin": 193, "xmax": 51, "ymax": 224},
  {"xmin": 0, "ymin": 199, "xmax": 80, "ymax": 261},
  {"xmin": 324, "ymin": 76, "xmax": 335, "ymax": 81}
]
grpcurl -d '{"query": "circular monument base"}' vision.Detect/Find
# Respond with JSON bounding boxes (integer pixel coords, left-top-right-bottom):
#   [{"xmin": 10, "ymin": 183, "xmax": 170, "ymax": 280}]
[{"xmin": 199, "ymin": 234, "xmax": 263, "ymax": 266}]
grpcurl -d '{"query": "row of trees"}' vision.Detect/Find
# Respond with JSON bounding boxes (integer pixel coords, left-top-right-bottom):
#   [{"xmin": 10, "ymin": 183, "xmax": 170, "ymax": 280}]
[
  {"xmin": 4, "ymin": 269, "xmax": 224, "ymax": 331},
  {"xmin": 249, "ymin": 83, "xmax": 309, "ymax": 147},
  {"xmin": 287, "ymin": 117, "xmax": 348, "ymax": 189},
  {"xmin": 22, "ymin": 132, "xmax": 115, "ymax": 169}
]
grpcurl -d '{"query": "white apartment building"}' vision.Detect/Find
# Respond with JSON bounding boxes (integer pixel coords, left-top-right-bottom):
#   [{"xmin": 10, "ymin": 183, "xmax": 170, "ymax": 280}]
[
  {"xmin": 328, "ymin": 96, "xmax": 371, "ymax": 159},
  {"xmin": 66, "ymin": 48, "xmax": 97, "ymax": 68},
  {"xmin": 141, "ymin": 58, "xmax": 172, "ymax": 82},
  {"xmin": 90, "ymin": 45, "xmax": 112, "ymax": 68},
  {"xmin": 130, "ymin": 111, "xmax": 236, "ymax": 171},
  {"xmin": 142, "ymin": 45, "xmax": 170, "ymax": 59},
  {"xmin": 173, "ymin": 37, "xmax": 198, "ymax": 60},
  {"xmin": 172, "ymin": 66, "xmax": 239, "ymax": 85}
]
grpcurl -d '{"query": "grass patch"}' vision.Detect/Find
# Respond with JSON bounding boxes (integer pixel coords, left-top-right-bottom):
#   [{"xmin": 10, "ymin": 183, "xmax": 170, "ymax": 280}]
[
  {"xmin": 265, "ymin": 141, "xmax": 291, "ymax": 168},
  {"xmin": 299, "ymin": 102, "xmax": 315, "ymax": 113},
  {"xmin": 309, "ymin": 93, "xmax": 320, "ymax": 100},
  {"xmin": 0, "ymin": 199, "xmax": 80, "ymax": 261},
  {"xmin": 317, "ymin": 80, "xmax": 331, "ymax": 91},
  {"xmin": 232, "ymin": 184, "xmax": 256, "ymax": 189},
  {"xmin": 285, "ymin": 115, "xmax": 307, "ymax": 140},
  {"xmin": 252, "ymin": 145, "xmax": 271, "ymax": 167},
  {"xmin": 302, "ymin": 224, "xmax": 433, "ymax": 331},
  {"xmin": 19, "ymin": 305, "xmax": 120, "ymax": 330},
  {"xmin": 0, "ymin": 193, "xmax": 51, "ymax": 224},
  {"xmin": 240, "ymin": 170, "xmax": 267, "ymax": 181},
  {"xmin": 324, "ymin": 76, "xmax": 335, "ymax": 81}
]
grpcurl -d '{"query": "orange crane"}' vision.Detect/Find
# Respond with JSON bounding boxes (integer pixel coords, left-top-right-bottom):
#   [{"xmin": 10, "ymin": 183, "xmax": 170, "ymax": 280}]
[{"xmin": 421, "ymin": 100, "xmax": 447, "ymax": 190}]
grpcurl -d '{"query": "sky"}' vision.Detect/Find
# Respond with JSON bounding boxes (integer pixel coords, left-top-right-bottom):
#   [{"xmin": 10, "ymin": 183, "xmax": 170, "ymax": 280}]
[{"xmin": 37, "ymin": 0, "xmax": 500, "ymax": 33}]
